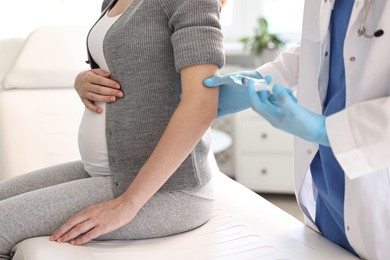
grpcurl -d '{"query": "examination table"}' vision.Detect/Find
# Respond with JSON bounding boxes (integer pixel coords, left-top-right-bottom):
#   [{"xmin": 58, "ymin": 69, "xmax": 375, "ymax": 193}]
[
  {"xmin": 1, "ymin": 26, "xmax": 358, "ymax": 259},
  {"xmin": 11, "ymin": 164, "xmax": 358, "ymax": 260}
]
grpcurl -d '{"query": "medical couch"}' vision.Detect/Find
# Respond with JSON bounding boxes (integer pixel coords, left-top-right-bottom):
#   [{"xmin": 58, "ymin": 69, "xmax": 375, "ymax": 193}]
[
  {"xmin": 0, "ymin": 26, "xmax": 358, "ymax": 260},
  {"xmin": 0, "ymin": 26, "xmax": 89, "ymax": 179}
]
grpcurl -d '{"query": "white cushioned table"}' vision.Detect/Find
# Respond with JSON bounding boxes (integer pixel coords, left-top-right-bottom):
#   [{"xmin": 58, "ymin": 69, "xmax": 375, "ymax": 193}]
[{"xmin": 12, "ymin": 170, "xmax": 358, "ymax": 260}]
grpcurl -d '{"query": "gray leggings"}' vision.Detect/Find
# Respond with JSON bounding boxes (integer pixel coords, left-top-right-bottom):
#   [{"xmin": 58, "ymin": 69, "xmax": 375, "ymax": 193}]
[{"xmin": 0, "ymin": 161, "xmax": 214, "ymax": 259}]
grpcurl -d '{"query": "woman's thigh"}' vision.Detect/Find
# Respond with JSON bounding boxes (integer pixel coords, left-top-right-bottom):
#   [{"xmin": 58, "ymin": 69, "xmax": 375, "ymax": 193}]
[
  {"xmin": 0, "ymin": 175, "xmax": 114, "ymax": 258},
  {"xmin": 99, "ymin": 190, "xmax": 215, "ymax": 240},
  {"xmin": 0, "ymin": 161, "xmax": 89, "ymax": 200}
]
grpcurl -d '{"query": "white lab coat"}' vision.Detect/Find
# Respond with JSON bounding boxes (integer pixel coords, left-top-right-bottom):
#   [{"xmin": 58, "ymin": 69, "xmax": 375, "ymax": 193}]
[{"xmin": 258, "ymin": 0, "xmax": 390, "ymax": 259}]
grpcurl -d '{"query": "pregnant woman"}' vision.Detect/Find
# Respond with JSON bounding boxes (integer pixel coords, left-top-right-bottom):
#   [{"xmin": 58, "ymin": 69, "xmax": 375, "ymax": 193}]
[{"xmin": 0, "ymin": 0, "xmax": 225, "ymax": 258}]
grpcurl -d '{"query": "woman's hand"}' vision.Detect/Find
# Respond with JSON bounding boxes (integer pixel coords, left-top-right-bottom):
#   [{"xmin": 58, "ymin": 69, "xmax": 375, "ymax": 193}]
[
  {"xmin": 49, "ymin": 196, "xmax": 137, "ymax": 245},
  {"xmin": 75, "ymin": 69, "xmax": 123, "ymax": 113}
]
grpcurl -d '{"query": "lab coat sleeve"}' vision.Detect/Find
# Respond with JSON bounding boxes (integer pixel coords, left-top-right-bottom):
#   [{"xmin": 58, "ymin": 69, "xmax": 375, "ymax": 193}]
[
  {"xmin": 256, "ymin": 43, "xmax": 301, "ymax": 88},
  {"xmin": 326, "ymin": 96, "xmax": 390, "ymax": 179}
]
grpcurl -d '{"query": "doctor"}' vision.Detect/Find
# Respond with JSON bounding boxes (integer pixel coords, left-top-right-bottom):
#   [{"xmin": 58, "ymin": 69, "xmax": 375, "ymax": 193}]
[
  {"xmin": 204, "ymin": 0, "xmax": 390, "ymax": 259},
  {"xmin": 75, "ymin": 0, "xmax": 389, "ymax": 259}
]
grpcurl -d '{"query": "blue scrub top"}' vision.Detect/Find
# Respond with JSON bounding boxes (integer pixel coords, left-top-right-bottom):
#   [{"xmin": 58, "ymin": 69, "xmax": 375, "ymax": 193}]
[{"xmin": 309, "ymin": 0, "xmax": 356, "ymax": 254}]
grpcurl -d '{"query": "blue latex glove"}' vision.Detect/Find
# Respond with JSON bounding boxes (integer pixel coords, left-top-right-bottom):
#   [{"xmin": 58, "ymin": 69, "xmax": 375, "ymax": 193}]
[
  {"xmin": 247, "ymin": 79, "xmax": 330, "ymax": 147},
  {"xmin": 204, "ymin": 71, "xmax": 295, "ymax": 118},
  {"xmin": 203, "ymin": 70, "xmax": 263, "ymax": 118}
]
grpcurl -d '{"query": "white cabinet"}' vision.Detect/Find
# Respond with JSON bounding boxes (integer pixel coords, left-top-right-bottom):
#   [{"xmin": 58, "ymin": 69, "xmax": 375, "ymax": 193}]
[{"xmin": 234, "ymin": 109, "xmax": 294, "ymax": 193}]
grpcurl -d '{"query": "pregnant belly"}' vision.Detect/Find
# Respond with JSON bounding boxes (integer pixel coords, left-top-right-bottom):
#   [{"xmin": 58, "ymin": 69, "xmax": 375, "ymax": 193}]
[{"xmin": 78, "ymin": 102, "xmax": 111, "ymax": 176}]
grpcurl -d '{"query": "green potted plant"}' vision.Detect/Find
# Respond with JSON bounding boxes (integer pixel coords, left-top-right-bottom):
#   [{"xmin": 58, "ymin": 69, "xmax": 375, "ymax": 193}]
[{"xmin": 240, "ymin": 17, "xmax": 285, "ymax": 65}]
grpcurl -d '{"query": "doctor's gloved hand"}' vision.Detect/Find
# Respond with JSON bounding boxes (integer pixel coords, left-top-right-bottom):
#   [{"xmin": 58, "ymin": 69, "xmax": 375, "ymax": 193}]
[
  {"xmin": 203, "ymin": 70, "xmax": 263, "ymax": 118},
  {"xmin": 74, "ymin": 69, "xmax": 123, "ymax": 113},
  {"xmin": 247, "ymin": 80, "xmax": 330, "ymax": 147}
]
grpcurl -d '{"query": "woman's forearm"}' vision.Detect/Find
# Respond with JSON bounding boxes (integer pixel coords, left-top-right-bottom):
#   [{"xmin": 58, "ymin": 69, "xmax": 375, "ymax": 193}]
[{"xmin": 120, "ymin": 98, "xmax": 217, "ymax": 210}]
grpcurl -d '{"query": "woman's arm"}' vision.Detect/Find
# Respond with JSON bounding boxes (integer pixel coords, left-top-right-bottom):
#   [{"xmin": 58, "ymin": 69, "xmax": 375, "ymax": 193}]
[
  {"xmin": 120, "ymin": 63, "xmax": 218, "ymax": 210},
  {"xmin": 50, "ymin": 64, "xmax": 219, "ymax": 244}
]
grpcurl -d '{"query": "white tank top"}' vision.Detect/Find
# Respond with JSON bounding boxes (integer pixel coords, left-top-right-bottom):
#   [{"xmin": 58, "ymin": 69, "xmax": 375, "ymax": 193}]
[{"xmin": 78, "ymin": 11, "xmax": 121, "ymax": 176}]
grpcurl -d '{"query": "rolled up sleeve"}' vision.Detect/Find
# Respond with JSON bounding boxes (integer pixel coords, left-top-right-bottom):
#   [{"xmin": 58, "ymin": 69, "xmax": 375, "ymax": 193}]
[{"xmin": 160, "ymin": 0, "xmax": 225, "ymax": 72}]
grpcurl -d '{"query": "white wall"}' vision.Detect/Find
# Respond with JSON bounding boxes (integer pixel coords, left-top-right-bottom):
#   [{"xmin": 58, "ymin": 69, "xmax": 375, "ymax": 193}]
[
  {"xmin": 1, "ymin": 0, "xmax": 304, "ymax": 42},
  {"xmin": 0, "ymin": 0, "xmax": 101, "ymax": 40}
]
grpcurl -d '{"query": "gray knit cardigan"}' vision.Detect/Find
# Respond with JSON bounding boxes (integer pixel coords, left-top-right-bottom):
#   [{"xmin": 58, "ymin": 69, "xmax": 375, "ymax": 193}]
[{"xmin": 86, "ymin": 0, "xmax": 225, "ymax": 197}]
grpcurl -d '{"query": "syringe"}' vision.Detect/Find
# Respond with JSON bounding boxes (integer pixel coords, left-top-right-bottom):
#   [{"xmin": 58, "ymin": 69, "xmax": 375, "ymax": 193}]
[{"xmin": 241, "ymin": 77, "xmax": 272, "ymax": 92}]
